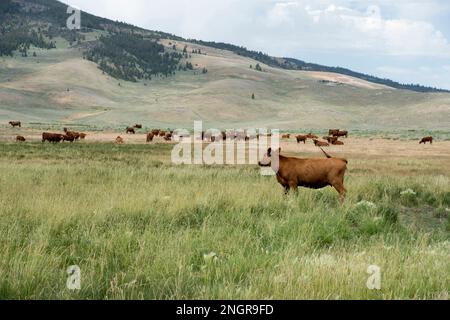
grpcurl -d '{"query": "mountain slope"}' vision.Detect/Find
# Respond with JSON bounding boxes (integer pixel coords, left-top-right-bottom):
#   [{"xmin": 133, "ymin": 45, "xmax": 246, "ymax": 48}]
[{"xmin": 0, "ymin": 0, "xmax": 450, "ymax": 130}]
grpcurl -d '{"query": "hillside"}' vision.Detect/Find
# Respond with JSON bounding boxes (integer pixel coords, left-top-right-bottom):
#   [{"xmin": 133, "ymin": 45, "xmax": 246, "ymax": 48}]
[{"xmin": 0, "ymin": 0, "xmax": 450, "ymax": 130}]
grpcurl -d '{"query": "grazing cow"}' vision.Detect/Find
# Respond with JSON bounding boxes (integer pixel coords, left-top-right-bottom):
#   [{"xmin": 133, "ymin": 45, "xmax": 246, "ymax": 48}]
[
  {"xmin": 16, "ymin": 135, "xmax": 26, "ymax": 142},
  {"xmin": 67, "ymin": 131, "xmax": 80, "ymax": 140},
  {"xmin": 258, "ymin": 147, "xmax": 348, "ymax": 201},
  {"xmin": 126, "ymin": 127, "xmax": 136, "ymax": 134},
  {"xmin": 306, "ymin": 133, "xmax": 319, "ymax": 139},
  {"xmin": 296, "ymin": 135, "xmax": 307, "ymax": 144},
  {"xmin": 329, "ymin": 129, "xmax": 340, "ymax": 136},
  {"xmin": 313, "ymin": 139, "xmax": 330, "ymax": 147},
  {"xmin": 116, "ymin": 136, "xmax": 124, "ymax": 144},
  {"xmin": 151, "ymin": 129, "xmax": 161, "ymax": 136},
  {"xmin": 42, "ymin": 132, "xmax": 64, "ymax": 143},
  {"xmin": 134, "ymin": 124, "xmax": 143, "ymax": 129},
  {"xmin": 9, "ymin": 121, "xmax": 21, "ymax": 128},
  {"xmin": 323, "ymin": 136, "xmax": 338, "ymax": 144},
  {"xmin": 164, "ymin": 133, "xmax": 173, "ymax": 141},
  {"xmin": 282, "ymin": 134, "xmax": 291, "ymax": 139},
  {"xmin": 420, "ymin": 136, "xmax": 433, "ymax": 144},
  {"xmin": 333, "ymin": 130, "xmax": 348, "ymax": 138},
  {"xmin": 146, "ymin": 133, "xmax": 155, "ymax": 143},
  {"xmin": 332, "ymin": 140, "xmax": 344, "ymax": 146},
  {"xmin": 63, "ymin": 134, "xmax": 75, "ymax": 143},
  {"xmin": 64, "ymin": 128, "xmax": 81, "ymax": 140}
]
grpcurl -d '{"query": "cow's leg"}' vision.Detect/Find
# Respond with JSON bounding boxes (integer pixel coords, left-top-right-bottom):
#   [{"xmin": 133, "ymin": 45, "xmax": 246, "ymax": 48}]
[
  {"xmin": 288, "ymin": 181, "xmax": 299, "ymax": 195},
  {"xmin": 332, "ymin": 181, "xmax": 347, "ymax": 203}
]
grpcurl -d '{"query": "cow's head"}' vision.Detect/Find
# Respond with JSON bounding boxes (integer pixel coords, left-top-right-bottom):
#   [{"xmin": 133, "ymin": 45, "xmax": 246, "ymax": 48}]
[{"xmin": 258, "ymin": 147, "xmax": 281, "ymax": 168}]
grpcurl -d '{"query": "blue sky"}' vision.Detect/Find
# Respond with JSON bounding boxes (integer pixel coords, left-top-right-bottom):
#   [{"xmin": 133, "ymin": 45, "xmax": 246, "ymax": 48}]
[{"xmin": 62, "ymin": 0, "xmax": 450, "ymax": 89}]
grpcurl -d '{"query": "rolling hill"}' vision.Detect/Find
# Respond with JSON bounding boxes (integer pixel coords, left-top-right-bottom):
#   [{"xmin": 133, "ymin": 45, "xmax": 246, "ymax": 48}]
[{"xmin": 0, "ymin": 0, "xmax": 450, "ymax": 130}]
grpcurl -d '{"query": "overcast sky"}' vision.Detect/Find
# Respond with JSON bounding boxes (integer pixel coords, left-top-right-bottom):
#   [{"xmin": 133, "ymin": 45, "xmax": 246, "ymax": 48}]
[{"xmin": 61, "ymin": 0, "xmax": 450, "ymax": 89}]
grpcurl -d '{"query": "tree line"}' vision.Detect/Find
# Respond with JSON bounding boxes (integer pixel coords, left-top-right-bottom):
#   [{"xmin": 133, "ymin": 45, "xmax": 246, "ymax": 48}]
[{"xmin": 84, "ymin": 33, "xmax": 183, "ymax": 82}]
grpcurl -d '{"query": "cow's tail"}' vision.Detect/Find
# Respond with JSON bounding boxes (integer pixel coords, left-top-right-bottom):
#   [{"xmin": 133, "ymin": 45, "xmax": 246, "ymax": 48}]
[{"xmin": 319, "ymin": 147, "xmax": 332, "ymax": 159}]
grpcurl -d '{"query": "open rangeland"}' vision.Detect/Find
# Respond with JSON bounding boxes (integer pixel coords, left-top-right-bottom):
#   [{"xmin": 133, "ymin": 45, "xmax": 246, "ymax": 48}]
[{"xmin": 0, "ymin": 135, "xmax": 449, "ymax": 300}]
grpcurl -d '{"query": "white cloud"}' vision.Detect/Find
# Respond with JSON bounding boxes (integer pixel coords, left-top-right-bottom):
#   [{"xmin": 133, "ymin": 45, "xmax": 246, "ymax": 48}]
[
  {"xmin": 63, "ymin": 0, "xmax": 450, "ymax": 58},
  {"xmin": 60, "ymin": 0, "xmax": 450, "ymax": 88},
  {"xmin": 262, "ymin": 1, "xmax": 450, "ymax": 58}
]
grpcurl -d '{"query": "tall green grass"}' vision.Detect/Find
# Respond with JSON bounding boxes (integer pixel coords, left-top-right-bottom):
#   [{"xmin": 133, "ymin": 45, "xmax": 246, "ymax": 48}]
[{"xmin": 0, "ymin": 143, "xmax": 448, "ymax": 299}]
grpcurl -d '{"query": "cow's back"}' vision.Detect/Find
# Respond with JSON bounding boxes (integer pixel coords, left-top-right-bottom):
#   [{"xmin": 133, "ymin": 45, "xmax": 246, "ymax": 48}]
[{"xmin": 279, "ymin": 157, "xmax": 347, "ymax": 187}]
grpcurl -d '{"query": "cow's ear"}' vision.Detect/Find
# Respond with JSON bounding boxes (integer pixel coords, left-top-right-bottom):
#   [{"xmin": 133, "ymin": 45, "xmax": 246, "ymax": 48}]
[{"xmin": 267, "ymin": 148, "xmax": 272, "ymax": 156}]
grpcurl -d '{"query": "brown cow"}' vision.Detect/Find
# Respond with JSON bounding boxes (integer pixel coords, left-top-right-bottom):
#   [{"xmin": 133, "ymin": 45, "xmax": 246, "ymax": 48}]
[
  {"xmin": 67, "ymin": 132, "xmax": 80, "ymax": 140},
  {"xmin": 116, "ymin": 136, "xmax": 124, "ymax": 144},
  {"xmin": 146, "ymin": 133, "xmax": 155, "ymax": 143},
  {"xmin": 313, "ymin": 139, "xmax": 330, "ymax": 147},
  {"xmin": 151, "ymin": 129, "xmax": 161, "ymax": 136},
  {"xmin": 159, "ymin": 131, "xmax": 166, "ymax": 137},
  {"xmin": 134, "ymin": 124, "xmax": 143, "ymax": 129},
  {"xmin": 333, "ymin": 130, "xmax": 348, "ymax": 138},
  {"xmin": 258, "ymin": 147, "xmax": 348, "ymax": 201},
  {"xmin": 42, "ymin": 132, "xmax": 64, "ymax": 143},
  {"xmin": 126, "ymin": 127, "xmax": 136, "ymax": 134},
  {"xmin": 329, "ymin": 129, "xmax": 340, "ymax": 136},
  {"xmin": 420, "ymin": 136, "xmax": 433, "ymax": 144},
  {"xmin": 332, "ymin": 140, "xmax": 344, "ymax": 146},
  {"xmin": 9, "ymin": 121, "xmax": 21, "ymax": 128},
  {"xmin": 323, "ymin": 136, "xmax": 338, "ymax": 144},
  {"xmin": 63, "ymin": 134, "xmax": 75, "ymax": 143},
  {"xmin": 164, "ymin": 133, "xmax": 173, "ymax": 141},
  {"xmin": 306, "ymin": 133, "xmax": 319, "ymax": 139},
  {"xmin": 64, "ymin": 128, "xmax": 81, "ymax": 140},
  {"xmin": 79, "ymin": 133, "xmax": 87, "ymax": 140},
  {"xmin": 282, "ymin": 134, "xmax": 291, "ymax": 139},
  {"xmin": 296, "ymin": 135, "xmax": 307, "ymax": 144},
  {"xmin": 16, "ymin": 135, "xmax": 26, "ymax": 142}
]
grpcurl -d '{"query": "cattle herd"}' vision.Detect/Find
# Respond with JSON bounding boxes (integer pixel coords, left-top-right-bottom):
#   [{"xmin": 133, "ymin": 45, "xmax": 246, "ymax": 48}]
[
  {"xmin": 7, "ymin": 121, "xmax": 435, "ymax": 148},
  {"xmin": 6, "ymin": 120, "xmax": 439, "ymax": 198},
  {"xmin": 41, "ymin": 128, "xmax": 87, "ymax": 143},
  {"xmin": 294, "ymin": 129, "xmax": 347, "ymax": 147}
]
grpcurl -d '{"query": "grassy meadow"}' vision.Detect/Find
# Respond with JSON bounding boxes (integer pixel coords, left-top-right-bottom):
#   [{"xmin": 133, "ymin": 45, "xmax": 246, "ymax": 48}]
[{"xmin": 0, "ymin": 141, "xmax": 449, "ymax": 300}]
